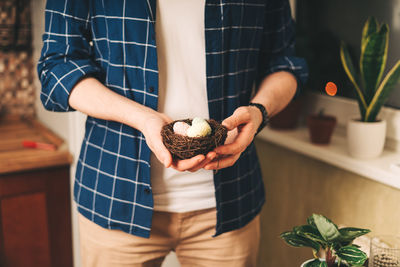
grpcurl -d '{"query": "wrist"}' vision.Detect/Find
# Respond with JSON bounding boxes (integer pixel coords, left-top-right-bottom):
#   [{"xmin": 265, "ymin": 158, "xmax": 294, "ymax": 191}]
[
  {"xmin": 248, "ymin": 105, "xmax": 263, "ymax": 128},
  {"xmin": 120, "ymin": 104, "xmax": 156, "ymax": 134},
  {"xmin": 248, "ymin": 102, "xmax": 269, "ymax": 135}
]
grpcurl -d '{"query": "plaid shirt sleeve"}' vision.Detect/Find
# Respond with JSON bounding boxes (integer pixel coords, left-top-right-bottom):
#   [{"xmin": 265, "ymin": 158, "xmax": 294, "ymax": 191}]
[
  {"xmin": 37, "ymin": 0, "xmax": 102, "ymax": 112},
  {"xmin": 257, "ymin": 0, "xmax": 308, "ymax": 90}
]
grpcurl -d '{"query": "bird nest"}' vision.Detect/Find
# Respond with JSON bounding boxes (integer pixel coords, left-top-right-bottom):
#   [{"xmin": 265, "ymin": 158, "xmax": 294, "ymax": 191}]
[{"xmin": 161, "ymin": 119, "xmax": 228, "ymax": 160}]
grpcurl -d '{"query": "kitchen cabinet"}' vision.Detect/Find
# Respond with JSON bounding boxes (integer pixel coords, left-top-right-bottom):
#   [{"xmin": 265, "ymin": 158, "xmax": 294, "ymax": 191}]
[{"xmin": 0, "ymin": 116, "xmax": 73, "ymax": 267}]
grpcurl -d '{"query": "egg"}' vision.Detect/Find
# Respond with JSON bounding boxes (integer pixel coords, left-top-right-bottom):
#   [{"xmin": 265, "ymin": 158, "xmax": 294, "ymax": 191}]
[
  {"xmin": 192, "ymin": 117, "xmax": 207, "ymax": 125},
  {"xmin": 187, "ymin": 120, "xmax": 212, "ymax": 137},
  {"xmin": 173, "ymin": 121, "xmax": 190, "ymax": 136}
]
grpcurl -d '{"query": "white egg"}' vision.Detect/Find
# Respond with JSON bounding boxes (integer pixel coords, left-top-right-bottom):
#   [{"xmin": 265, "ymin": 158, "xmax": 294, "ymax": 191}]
[
  {"xmin": 187, "ymin": 121, "xmax": 212, "ymax": 137},
  {"xmin": 192, "ymin": 117, "xmax": 207, "ymax": 125}
]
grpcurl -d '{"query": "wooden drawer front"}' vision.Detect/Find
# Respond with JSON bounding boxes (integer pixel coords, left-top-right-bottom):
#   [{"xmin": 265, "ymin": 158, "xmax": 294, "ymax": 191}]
[{"xmin": 1, "ymin": 192, "xmax": 51, "ymax": 267}]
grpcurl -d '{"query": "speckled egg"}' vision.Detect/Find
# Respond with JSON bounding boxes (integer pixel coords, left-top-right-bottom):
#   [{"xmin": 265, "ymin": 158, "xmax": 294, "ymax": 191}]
[{"xmin": 173, "ymin": 121, "xmax": 190, "ymax": 136}]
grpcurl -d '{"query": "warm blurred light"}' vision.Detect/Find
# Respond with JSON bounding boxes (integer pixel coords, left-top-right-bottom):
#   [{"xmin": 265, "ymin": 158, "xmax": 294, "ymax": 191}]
[{"xmin": 325, "ymin": 82, "xmax": 337, "ymax": 96}]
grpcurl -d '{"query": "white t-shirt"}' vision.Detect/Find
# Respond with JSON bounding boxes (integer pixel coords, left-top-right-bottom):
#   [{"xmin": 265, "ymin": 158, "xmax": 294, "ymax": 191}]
[{"xmin": 150, "ymin": 0, "xmax": 216, "ymax": 212}]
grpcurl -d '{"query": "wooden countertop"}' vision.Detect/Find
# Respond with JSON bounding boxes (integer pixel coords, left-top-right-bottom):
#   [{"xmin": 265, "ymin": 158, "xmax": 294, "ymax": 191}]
[{"xmin": 0, "ymin": 116, "xmax": 72, "ymax": 175}]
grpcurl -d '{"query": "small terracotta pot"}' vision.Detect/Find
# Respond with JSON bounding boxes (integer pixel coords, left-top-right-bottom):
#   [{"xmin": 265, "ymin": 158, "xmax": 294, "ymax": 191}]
[
  {"xmin": 307, "ymin": 115, "xmax": 337, "ymax": 144},
  {"xmin": 269, "ymin": 98, "xmax": 303, "ymax": 129}
]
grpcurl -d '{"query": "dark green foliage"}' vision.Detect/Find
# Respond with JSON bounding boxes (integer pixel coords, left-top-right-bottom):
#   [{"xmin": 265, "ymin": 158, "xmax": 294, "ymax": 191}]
[{"xmin": 280, "ymin": 214, "xmax": 370, "ymax": 267}]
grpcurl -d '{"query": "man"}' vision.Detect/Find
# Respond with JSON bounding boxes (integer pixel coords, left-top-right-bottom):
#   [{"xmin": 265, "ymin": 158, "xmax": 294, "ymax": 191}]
[{"xmin": 38, "ymin": 0, "xmax": 307, "ymax": 266}]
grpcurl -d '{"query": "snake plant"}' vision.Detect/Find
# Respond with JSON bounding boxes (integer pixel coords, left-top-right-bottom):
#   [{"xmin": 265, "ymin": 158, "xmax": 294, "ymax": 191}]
[
  {"xmin": 340, "ymin": 17, "xmax": 400, "ymax": 122},
  {"xmin": 281, "ymin": 214, "xmax": 370, "ymax": 267}
]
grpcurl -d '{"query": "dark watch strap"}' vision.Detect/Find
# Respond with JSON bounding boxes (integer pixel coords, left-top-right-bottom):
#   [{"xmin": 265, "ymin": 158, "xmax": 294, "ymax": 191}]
[{"xmin": 248, "ymin": 103, "xmax": 269, "ymax": 135}]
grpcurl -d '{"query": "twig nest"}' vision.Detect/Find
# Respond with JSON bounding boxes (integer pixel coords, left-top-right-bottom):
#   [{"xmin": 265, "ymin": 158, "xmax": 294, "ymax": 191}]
[{"xmin": 161, "ymin": 118, "xmax": 228, "ymax": 160}]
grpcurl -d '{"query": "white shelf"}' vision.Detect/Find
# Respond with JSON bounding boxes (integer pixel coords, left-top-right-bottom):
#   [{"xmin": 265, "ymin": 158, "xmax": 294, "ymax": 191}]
[{"xmin": 257, "ymin": 126, "xmax": 400, "ymax": 190}]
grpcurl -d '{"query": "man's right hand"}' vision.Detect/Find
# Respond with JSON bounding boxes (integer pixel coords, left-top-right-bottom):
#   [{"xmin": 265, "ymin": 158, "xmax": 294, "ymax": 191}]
[
  {"xmin": 142, "ymin": 112, "xmax": 174, "ymax": 168},
  {"xmin": 69, "ymin": 77, "xmax": 212, "ymax": 172}
]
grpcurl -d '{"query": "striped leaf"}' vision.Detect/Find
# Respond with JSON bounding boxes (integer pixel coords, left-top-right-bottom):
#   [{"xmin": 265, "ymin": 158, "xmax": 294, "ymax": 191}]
[
  {"xmin": 304, "ymin": 259, "xmax": 328, "ymax": 267},
  {"xmin": 360, "ymin": 23, "xmax": 389, "ymax": 104},
  {"xmin": 336, "ymin": 245, "xmax": 368, "ymax": 265},
  {"xmin": 294, "ymin": 225, "xmax": 327, "ymax": 248},
  {"xmin": 361, "ymin": 17, "xmax": 378, "ymax": 52},
  {"xmin": 310, "ymin": 214, "xmax": 340, "ymax": 242},
  {"xmin": 365, "ymin": 60, "xmax": 400, "ymax": 122},
  {"xmin": 338, "ymin": 227, "xmax": 371, "ymax": 243},
  {"xmin": 340, "ymin": 43, "xmax": 367, "ymax": 118},
  {"xmin": 280, "ymin": 231, "xmax": 320, "ymax": 252}
]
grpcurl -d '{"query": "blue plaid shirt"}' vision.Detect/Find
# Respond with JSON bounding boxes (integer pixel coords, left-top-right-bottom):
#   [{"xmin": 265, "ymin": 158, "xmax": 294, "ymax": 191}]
[{"xmin": 38, "ymin": 0, "xmax": 307, "ymax": 238}]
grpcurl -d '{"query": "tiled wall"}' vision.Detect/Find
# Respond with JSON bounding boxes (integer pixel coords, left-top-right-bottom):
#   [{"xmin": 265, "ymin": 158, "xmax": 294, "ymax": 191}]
[
  {"xmin": 0, "ymin": 0, "xmax": 35, "ymax": 117},
  {"xmin": 0, "ymin": 51, "xmax": 36, "ymax": 116}
]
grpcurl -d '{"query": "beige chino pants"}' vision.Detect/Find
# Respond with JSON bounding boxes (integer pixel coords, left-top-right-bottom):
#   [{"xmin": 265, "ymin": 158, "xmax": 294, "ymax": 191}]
[{"xmin": 78, "ymin": 208, "xmax": 260, "ymax": 267}]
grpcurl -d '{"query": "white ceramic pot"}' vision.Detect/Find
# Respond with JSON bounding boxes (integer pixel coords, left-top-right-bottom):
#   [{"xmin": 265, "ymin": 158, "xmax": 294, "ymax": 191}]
[
  {"xmin": 347, "ymin": 118, "xmax": 387, "ymax": 159},
  {"xmin": 301, "ymin": 258, "xmax": 325, "ymax": 267}
]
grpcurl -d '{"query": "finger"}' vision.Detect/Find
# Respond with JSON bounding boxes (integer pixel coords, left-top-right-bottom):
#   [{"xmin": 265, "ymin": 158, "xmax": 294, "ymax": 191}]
[
  {"xmin": 204, "ymin": 153, "xmax": 241, "ymax": 170},
  {"xmin": 153, "ymin": 145, "xmax": 172, "ymax": 168},
  {"xmin": 215, "ymin": 125, "xmax": 254, "ymax": 155},
  {"xmin": 150, "ymin": 133, "xmax": 172, "ymax": 168},
  {"xmin": 224, "ymin": 128, "xmax": 239, "ymax": 145},
  {"xmin": 187, "ymin": 152, "xmax": 217, "ymax": 172},
  {"xmin": 222, "ymin": 107, "xmax": 251, "ymax": 130},
  {"xmin": 172, "ymin": 154, "xmax": 206, "ymax": 171}
]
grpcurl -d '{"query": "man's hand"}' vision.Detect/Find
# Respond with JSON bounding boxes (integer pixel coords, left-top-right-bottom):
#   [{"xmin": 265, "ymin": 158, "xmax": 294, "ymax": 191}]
[
  {"xmin": 204, "ymin": 106, "xmax": 262, "ymax": 170},
  {"xmin": 142, "ymin": 112, "xmax": 218, "ymax": 172},
  {"xmin": 142, "ymin": 112, "xmax": 174, "ymax": 168},
  {"xmin": 171, "ymin": 151, "xmax": 217, "ymax": 172}
]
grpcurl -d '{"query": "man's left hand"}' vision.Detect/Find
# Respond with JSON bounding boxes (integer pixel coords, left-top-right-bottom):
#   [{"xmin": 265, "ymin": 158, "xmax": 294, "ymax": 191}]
[{"xmin": 204, "ymin": 105, "xmax": 263, "ymax": 170}]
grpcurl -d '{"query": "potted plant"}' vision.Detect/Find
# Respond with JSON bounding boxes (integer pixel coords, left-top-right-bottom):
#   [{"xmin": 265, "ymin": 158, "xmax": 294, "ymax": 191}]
[
  {"xmin": 307, "ymin": 109, "xmax": 337, "ymax": 145},
  {"xmin": 340, "ymin": 17, "xmax": 400, "ymax": 158},
  {"xmin": 280, "ymin": 213, "xmax": 370, "ymax": 267},
  {"xmin": 306, "ymin": 82, "xmax": 338, "ymax": 145}
]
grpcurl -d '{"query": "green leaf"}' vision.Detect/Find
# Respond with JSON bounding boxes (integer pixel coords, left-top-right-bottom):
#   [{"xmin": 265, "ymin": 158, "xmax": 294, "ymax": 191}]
[
  {"xmin": 360, "ymin": 23, "xmax": 389, "ymax": 104},
  {"xmin": 280, "ymin": 231, "xmax": 320, "ymax": 252},
  {"xmin": 304, "ymin": 259, "xmax": 328, "ymax": 267},
  {"xmin": 361, "ymin": 17, "xmax": 378, "ymax": 53},
  {"xmin": 338, "ymin": 227, "xmax": 371, "ymax": 243},
  {"xmin": 365, "ymin": 60, "xmax": 400, "ymax": 121},
  {"xmin": 340, "ymin": 42, "xmax": 367, "ymax": 118},
  {"xmin": 311, "ymin": 214, "xmax": 341, "ymax": 242},
  {"xmin": 307, "ymin": 215, "xmax": 316, "ymax": 227},
  {"xmin": 336, "ymin": 245, "xmax": 368, "ymax": 265},
  {"xmin": 294, "ymin": 225, "xmax": 327, "ymax": 248}
]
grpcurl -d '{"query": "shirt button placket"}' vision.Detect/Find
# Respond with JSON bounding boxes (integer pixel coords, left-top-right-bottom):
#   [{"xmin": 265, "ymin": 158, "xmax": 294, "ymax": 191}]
[{"xmin": 148, "ymin": 86, "xmax": 155, "ymax": 93}]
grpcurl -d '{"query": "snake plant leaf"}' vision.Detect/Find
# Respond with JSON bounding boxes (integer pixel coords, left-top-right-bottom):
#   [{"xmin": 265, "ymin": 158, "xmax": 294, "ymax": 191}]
[
  {"xmin": 360, "ymin": 24, "xmax": 389, "ymax": 104},
  {"xmin": 294, "ymin": 225, "xmax": 327, "ymax": 248},
  {"xmin": 310, "ymin": 214, "xmax": 341, "ymax": 242},
  {"xmin": 365, "ymin": 60, "xmax": 400, "ymax": 122},
  {"xmin": 361, "ymin": 17, "xmax": 378, "ymax": 51},
  {"xmin": 336, "ymin": 245, "xmax": 368, "ymax": 265},
  {"xmin": 280, "ymin": 231, "xmax": 320, "ymax": 252},
  {"xmin": 304, "ymin": 259, "xmax": 328, "ymax": 267},
  {"xmin": 338, "ymin": 227, "xmax": 371, "ymax": 243},
  {"xmin": 340, "ymin": 42, "xmax": 367, "ymax": 118}
]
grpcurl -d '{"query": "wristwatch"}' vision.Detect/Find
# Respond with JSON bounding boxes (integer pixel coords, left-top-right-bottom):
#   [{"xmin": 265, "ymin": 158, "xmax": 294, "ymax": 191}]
[{"xmin": 248, "ymin": 102, "xmax": 269, "ymax": 135}]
